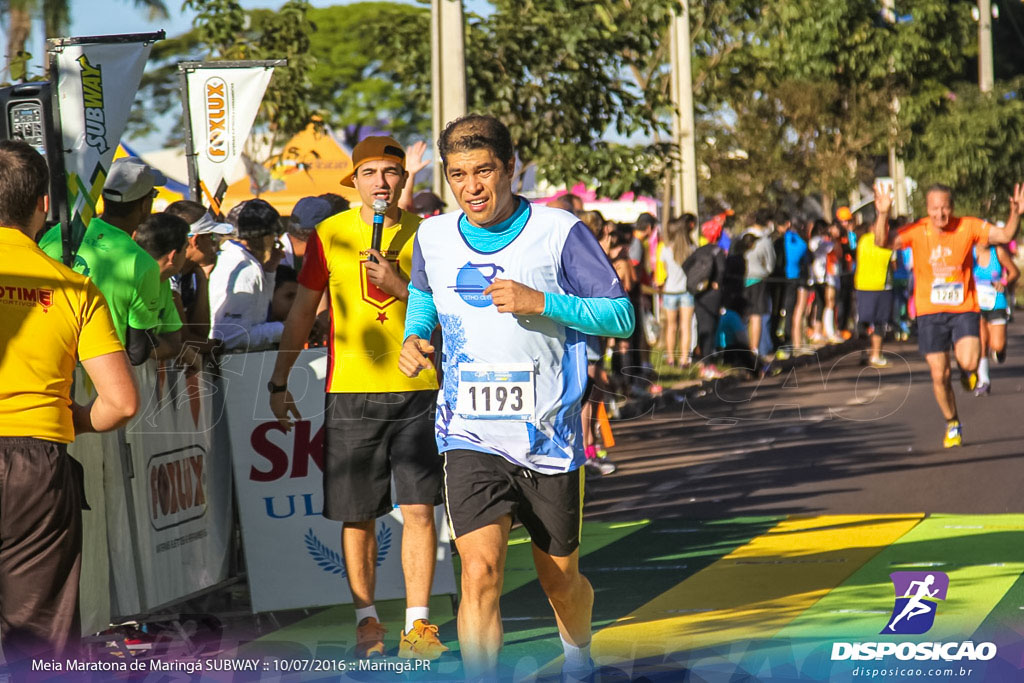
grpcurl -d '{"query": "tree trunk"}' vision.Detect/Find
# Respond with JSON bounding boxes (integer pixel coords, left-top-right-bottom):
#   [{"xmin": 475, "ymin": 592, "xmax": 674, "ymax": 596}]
[{"xmin": 6, "ymin": 6, "xmax": 34, "ymax": 80}]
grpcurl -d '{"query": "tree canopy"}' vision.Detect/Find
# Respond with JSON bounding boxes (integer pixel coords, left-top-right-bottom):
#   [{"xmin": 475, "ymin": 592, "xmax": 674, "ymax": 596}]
[{"xmin": 118, "ymin": 0, "xmax": 1024, "ymax": 218}]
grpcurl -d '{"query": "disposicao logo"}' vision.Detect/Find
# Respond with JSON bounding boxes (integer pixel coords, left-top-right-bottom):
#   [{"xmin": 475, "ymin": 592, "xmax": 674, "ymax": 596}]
[
  {"xmin": 831, "ymin": 570, "xmax": 997, "ymax": 663},
  {"xmin": 884, "ymin": 571, "xmax": 948, "ymax": 635}
]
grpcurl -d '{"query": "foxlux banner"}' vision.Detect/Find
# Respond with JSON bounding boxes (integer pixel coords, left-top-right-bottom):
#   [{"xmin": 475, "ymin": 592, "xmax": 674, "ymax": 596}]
[
  {"xmin": 119, "ymin": 361, "xmax": 234, "ymax": 613},
  {"xmin": 48, "ymin": 34, "xmax": 159, "ymax": 251},
  {"xmin": 218, "ymin": 350, "xmax": 457, "ymax": 613},
  {"xmin": 181, "ymin": 62, "xmax": 276, "ymax": 204}
]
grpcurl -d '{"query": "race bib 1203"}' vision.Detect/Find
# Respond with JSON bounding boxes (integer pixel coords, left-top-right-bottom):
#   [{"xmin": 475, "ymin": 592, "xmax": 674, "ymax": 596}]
[{"xmin": 930, "ymin": 280, "xmax": 964, "ymax": 306}]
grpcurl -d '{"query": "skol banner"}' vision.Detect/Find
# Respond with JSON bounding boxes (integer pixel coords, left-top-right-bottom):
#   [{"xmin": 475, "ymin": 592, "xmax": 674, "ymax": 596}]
[
  {"xmin": 180, "ymin": 61, "xmax": 279, "ymax": 208},
  {"xmin": 218, "ymin": 349, "xmax": 457, "ymax": 613},
  {"xmin": 47, "ymin": 33, "xmax": 161, "ymax": 253}
]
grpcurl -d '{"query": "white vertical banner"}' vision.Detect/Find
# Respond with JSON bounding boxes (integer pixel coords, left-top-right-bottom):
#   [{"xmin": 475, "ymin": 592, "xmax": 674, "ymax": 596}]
[
  {"xmin": 180, "ymin": 61, "xmax": 280, "ymax": 205},
  {"xmin": 121, "ymin": 362, "xmax": 234, "ymax": 612},
  {"xmin": 48, "ymin": 33, "xmax": 161, "ymax": 247},
  {"xmin": 218, "ymin": 350, "xmax": 457, "ymax": 614}
]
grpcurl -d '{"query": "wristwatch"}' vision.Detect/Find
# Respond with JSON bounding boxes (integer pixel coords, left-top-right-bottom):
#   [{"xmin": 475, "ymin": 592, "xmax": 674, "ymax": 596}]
[{"xmin": 267, "ymin": 381, "xmax": 288, "ymax": 394}]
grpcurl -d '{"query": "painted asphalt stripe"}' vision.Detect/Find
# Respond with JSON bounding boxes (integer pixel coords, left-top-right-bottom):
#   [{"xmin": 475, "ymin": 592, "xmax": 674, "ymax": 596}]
[
  {"xmin": 242, "ymin": 519, "xmax": 648, "ymax": 656},
  {"xmin": 777, "ymin": 514, "xmax": 1024, "ymax": 642},
  {"xmin": 505, "ymin": 517, "xmax": 783, "ymax": 677},
  {"xmin": 582, "ymin": 514, "xmax": 924, "ymax": 665}
]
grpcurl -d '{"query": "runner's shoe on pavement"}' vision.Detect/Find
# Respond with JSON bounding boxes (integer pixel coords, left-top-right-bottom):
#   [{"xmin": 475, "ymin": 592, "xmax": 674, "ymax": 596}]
[
  {"xmin": 355, "ymin": 617, "xmax": 387, "ymax": 658},
  {"xmin": 943, "ymin": 420, "xmax": 963, "ymax": 449},
  {"xmin": 868, "ymin": 356, "xmax": 889, "ymax": 368},
  {"xmin": 398, "ymin": 619, "xmax": 448, "ymax": 659},
  {"xmin": 561, "ymin": 658, "xmax": 595, "ymax": 683},
  {"xmin": 959, "ymin": 371, "xmax": 978, "ymax": 392},
  {"xmin": 974, "ymin": 382, "xmax": 991, "ymax": 397}
]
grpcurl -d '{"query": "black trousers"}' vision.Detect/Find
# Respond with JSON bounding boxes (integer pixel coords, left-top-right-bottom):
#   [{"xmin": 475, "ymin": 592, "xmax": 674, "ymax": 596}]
[
  {"xmin": 769, "ymin": 279, "xmax": 800, "ymax": 346},
  {"xmin": 0, "ymin": 437, "xmax": 83, "ymax": 664},
  {"xmin": 694, "ymin": 291, "xmax": 722, "ymax": 361},
  {"xmin": 836, "ymin": 274, "xmax": 855, "ymax": 331}
]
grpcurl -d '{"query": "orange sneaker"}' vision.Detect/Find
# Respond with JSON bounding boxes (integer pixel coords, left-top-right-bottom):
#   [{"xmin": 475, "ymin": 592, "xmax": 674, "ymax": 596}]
[
  {"xmin": 355, "ymin": 616, "xmax": 387, "ymax": 658},
  {"xmin": 397, "ymin": 619, "xmax": 449, "ymax": 660}
]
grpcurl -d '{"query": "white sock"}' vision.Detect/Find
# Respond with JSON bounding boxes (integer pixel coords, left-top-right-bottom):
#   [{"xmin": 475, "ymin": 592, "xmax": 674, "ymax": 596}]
[
  {"xmin": 355, "ymin": 605, "xmax": 378, "ymax": 626},
  {"xmin": 824, "ymin": 309, "xmax": 836, "ymax": 338},
  {"xmin": 978, "ymin": 357, "xmax": 990, "ymax": 385},
  {"xmin": 560, "ymin": 633, "xmax": 592, "ymax": 672},
  {"xmin": 405, "ymin": 606, "xmax": 429, "ymax": 632}
]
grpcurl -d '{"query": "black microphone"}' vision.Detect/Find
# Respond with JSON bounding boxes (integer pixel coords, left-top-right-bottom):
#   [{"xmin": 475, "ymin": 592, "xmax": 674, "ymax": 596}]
[{"xmin": 369, "ymin": 199, "xmax": 387, "ymax": 263}]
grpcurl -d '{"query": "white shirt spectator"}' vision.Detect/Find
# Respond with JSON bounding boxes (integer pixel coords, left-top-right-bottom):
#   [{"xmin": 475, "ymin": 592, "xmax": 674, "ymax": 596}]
[
  {"xmin": 280, "ymin": 232, "xmax": 297, "ymax": 270},
  {"xmin": 209, "ymin": 240, "xmax": 283, "ymax": 350}
]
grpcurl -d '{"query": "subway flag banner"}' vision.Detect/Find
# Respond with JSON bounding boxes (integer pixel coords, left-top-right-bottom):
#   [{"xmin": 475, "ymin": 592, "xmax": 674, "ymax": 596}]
[
  {"xmin": 48, "ymin": 34, "xmax": 158, "ymax": 253},
  {"xmin": 181, "ymin": 62, "xmax": 276, "ymax": 208}
]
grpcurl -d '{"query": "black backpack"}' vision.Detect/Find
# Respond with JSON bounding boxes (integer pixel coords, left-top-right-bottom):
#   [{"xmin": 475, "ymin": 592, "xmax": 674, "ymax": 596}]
[{"xmin": 683, "ymin": 244, "xmax": 720, "ymax": 295}]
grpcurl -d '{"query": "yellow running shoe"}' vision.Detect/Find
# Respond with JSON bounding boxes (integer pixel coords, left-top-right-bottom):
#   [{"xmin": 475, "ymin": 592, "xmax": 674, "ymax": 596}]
[
  {"xmin": 943, "ymin": 421, "xmax": 962, "ymax": 449},
  {"xmin": 398, "ymin": 619, "xmax": 449, "ymax": 660},
  {"xmin": 960, "ymin": 371, "xmax": 978, "ymax": 392},
  {"xmin": 355, "ymin": 617, "xmax": 387, "ymax": 659}
]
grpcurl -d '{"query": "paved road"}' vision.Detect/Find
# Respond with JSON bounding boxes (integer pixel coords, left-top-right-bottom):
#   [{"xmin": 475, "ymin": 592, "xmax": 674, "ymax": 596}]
[{"xmin": 587, "ymin": 325, "xmax": 1024, "ymax": 521}]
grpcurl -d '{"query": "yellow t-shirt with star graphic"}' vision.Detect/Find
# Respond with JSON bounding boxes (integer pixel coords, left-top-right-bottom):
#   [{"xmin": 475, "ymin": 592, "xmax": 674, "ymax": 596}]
[{"xmin": 298, "ymin": 208, "xmax": 438, "ymax": 393}]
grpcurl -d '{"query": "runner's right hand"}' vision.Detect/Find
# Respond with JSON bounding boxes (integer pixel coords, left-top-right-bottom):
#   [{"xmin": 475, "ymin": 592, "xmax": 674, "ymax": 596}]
[
  {"xmin": 873, "ymin": 183, "xmax": 893, "ymax": 215},
  {"xmin": 399, "ymin": 335, "xmax": 435, "ymax": 378}
]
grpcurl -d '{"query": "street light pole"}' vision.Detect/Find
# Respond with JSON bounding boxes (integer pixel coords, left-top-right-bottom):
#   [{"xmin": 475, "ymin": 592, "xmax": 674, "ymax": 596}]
[
  {"xmin": 670, "ymin": 0, "xmax": 699, "ymax": 217},
  {"xmin": 431, "ymin": 0, "xmax": 467, "ymax": 204},
  {"xmin": 979, "ymin": 0, "xmax": 995, "ymax": 93},
  {"xmin": 882, "ymin": 0, "xmax": 908, "ymax": 216}
]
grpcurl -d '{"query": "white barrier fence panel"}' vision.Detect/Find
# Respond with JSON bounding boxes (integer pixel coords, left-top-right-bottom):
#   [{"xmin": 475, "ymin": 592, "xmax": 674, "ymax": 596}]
[
  {"xmin": 75, "ymin": 360, "xmax": 233, "ymax": 624},
  {"xmin": 218, "ymin": 350, "xmax": 457, "ymax": 613},
  {"xmin": 121, "ymin": 361, "xmax": 233, "ymax": 612}
]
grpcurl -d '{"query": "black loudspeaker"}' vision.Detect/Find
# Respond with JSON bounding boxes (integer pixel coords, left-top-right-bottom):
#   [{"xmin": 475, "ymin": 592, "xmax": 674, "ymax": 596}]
[{"xmin": 0, "ymin": 81, "xmax": 67, "ymax": 224}]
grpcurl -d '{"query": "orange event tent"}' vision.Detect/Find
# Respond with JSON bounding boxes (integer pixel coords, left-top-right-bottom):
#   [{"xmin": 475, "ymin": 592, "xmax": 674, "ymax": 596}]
[{"xmin": 220, "ymin": 122, "xmax": 361, "ymax": 216}]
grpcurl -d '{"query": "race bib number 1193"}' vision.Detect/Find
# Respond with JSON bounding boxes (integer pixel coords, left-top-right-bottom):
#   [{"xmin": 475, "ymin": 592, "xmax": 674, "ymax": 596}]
[{"xmin": 456, "ymin": 363, "xmax": 535, "ymax": 421}]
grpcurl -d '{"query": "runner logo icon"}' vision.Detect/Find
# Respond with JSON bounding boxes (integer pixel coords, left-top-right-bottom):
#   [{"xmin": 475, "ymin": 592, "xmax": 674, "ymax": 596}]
[
  {"xmin": 451, "ymin": 262, "xmax": 504, "ymax": 308},
  {"xmin": 883, "ymin": 571, "xmax": 949, "ymax": 635}
]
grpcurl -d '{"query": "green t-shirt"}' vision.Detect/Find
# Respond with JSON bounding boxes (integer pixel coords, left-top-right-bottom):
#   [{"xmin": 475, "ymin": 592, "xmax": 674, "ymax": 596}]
[{"xmin": 39, "ymin": 219, "xmax": 161, "ymax": 344}]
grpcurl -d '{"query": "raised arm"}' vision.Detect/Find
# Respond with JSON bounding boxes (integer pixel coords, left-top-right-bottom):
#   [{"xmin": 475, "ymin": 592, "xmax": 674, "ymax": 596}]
[
  {"xmin": 872, "ymin": 182, "xmax": 895, "ymax": 249},
  {"xmin": 989, "ymin": 183, "xmax": 1024, "ymax": 245}
]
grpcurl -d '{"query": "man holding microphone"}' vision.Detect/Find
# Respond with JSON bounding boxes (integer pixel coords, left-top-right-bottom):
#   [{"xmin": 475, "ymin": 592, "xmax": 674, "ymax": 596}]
[{"xmin": 268, "ymin": 137, "xmax": 447, "ymax": 660}]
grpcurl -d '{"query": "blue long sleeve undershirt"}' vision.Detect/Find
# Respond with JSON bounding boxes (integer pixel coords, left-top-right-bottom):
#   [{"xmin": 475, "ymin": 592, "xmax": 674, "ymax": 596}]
[
  {"xmin": 404, "ymin": 285, "xmax": 633, "ymax": 340},
  {"xmin": 404, "ymin": 199, "xmax": 634, "ymax": 341}
]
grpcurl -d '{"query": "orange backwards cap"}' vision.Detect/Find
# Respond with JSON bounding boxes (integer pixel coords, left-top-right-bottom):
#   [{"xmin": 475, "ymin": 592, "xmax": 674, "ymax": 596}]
[
  {"xmin": 837, "ymin": 206, "xmax": 853, "ymax": 221},
  {"xmin": 340, "ymin": 136, "xmax": 406, "ymax": 188}
]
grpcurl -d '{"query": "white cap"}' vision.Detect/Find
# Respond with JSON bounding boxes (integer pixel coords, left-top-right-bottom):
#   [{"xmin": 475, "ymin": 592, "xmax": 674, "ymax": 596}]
[
  {"xmin": 189, "ymin": 212, "xmax": 235, "ymax": 237},
  {"xmin": 102, "ymin": 157, "xmax": 167, "ymax": 203}
]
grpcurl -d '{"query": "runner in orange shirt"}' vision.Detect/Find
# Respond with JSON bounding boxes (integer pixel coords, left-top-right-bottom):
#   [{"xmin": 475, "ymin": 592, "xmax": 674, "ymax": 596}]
[{"xmin": 872, "ymin": 182, "xmax": 1024, "ymax": 447}]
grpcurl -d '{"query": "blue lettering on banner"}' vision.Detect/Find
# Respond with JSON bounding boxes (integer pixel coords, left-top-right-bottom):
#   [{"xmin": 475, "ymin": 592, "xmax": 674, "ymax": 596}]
[{"xmin": 263, "ymin": 493, "xmax": 324, "ymax": 519}]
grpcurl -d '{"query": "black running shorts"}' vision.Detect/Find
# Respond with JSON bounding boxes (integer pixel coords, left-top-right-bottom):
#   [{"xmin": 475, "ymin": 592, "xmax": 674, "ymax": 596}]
[
  {"xmin": 442, "ymin": 449, "xmax": 584, "ymax": 557},
  {"xmin": 981, "ymin": 308, "xmax": 1008, "ymax": 324},
  {"xmin": 322, "ymin": 391, "xmax": 442, "ymax": 523},
  {"xmin": 742, "ymin": 279, "xmax": 770, "ymax": 316},
  {"xmin": 856, "ymin": 289, "xmax": 894, "ymax": 328},
  {"xmin": 916, "ymin": 312, "xmax": 981, "ymax": 355}
]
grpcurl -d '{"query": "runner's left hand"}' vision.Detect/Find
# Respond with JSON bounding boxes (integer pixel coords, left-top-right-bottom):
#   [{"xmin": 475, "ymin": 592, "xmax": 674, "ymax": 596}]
[
  {"xmin": 1010, "ymin": 183, "xmax": 1024, "ymax": 214},
  {"xmin": 365, "ymin": 249, "xmax": 408, "ymax": 298},
  {"xmin": 484, "ymin": 278, "xmax": 546, "ymax": 315}
]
